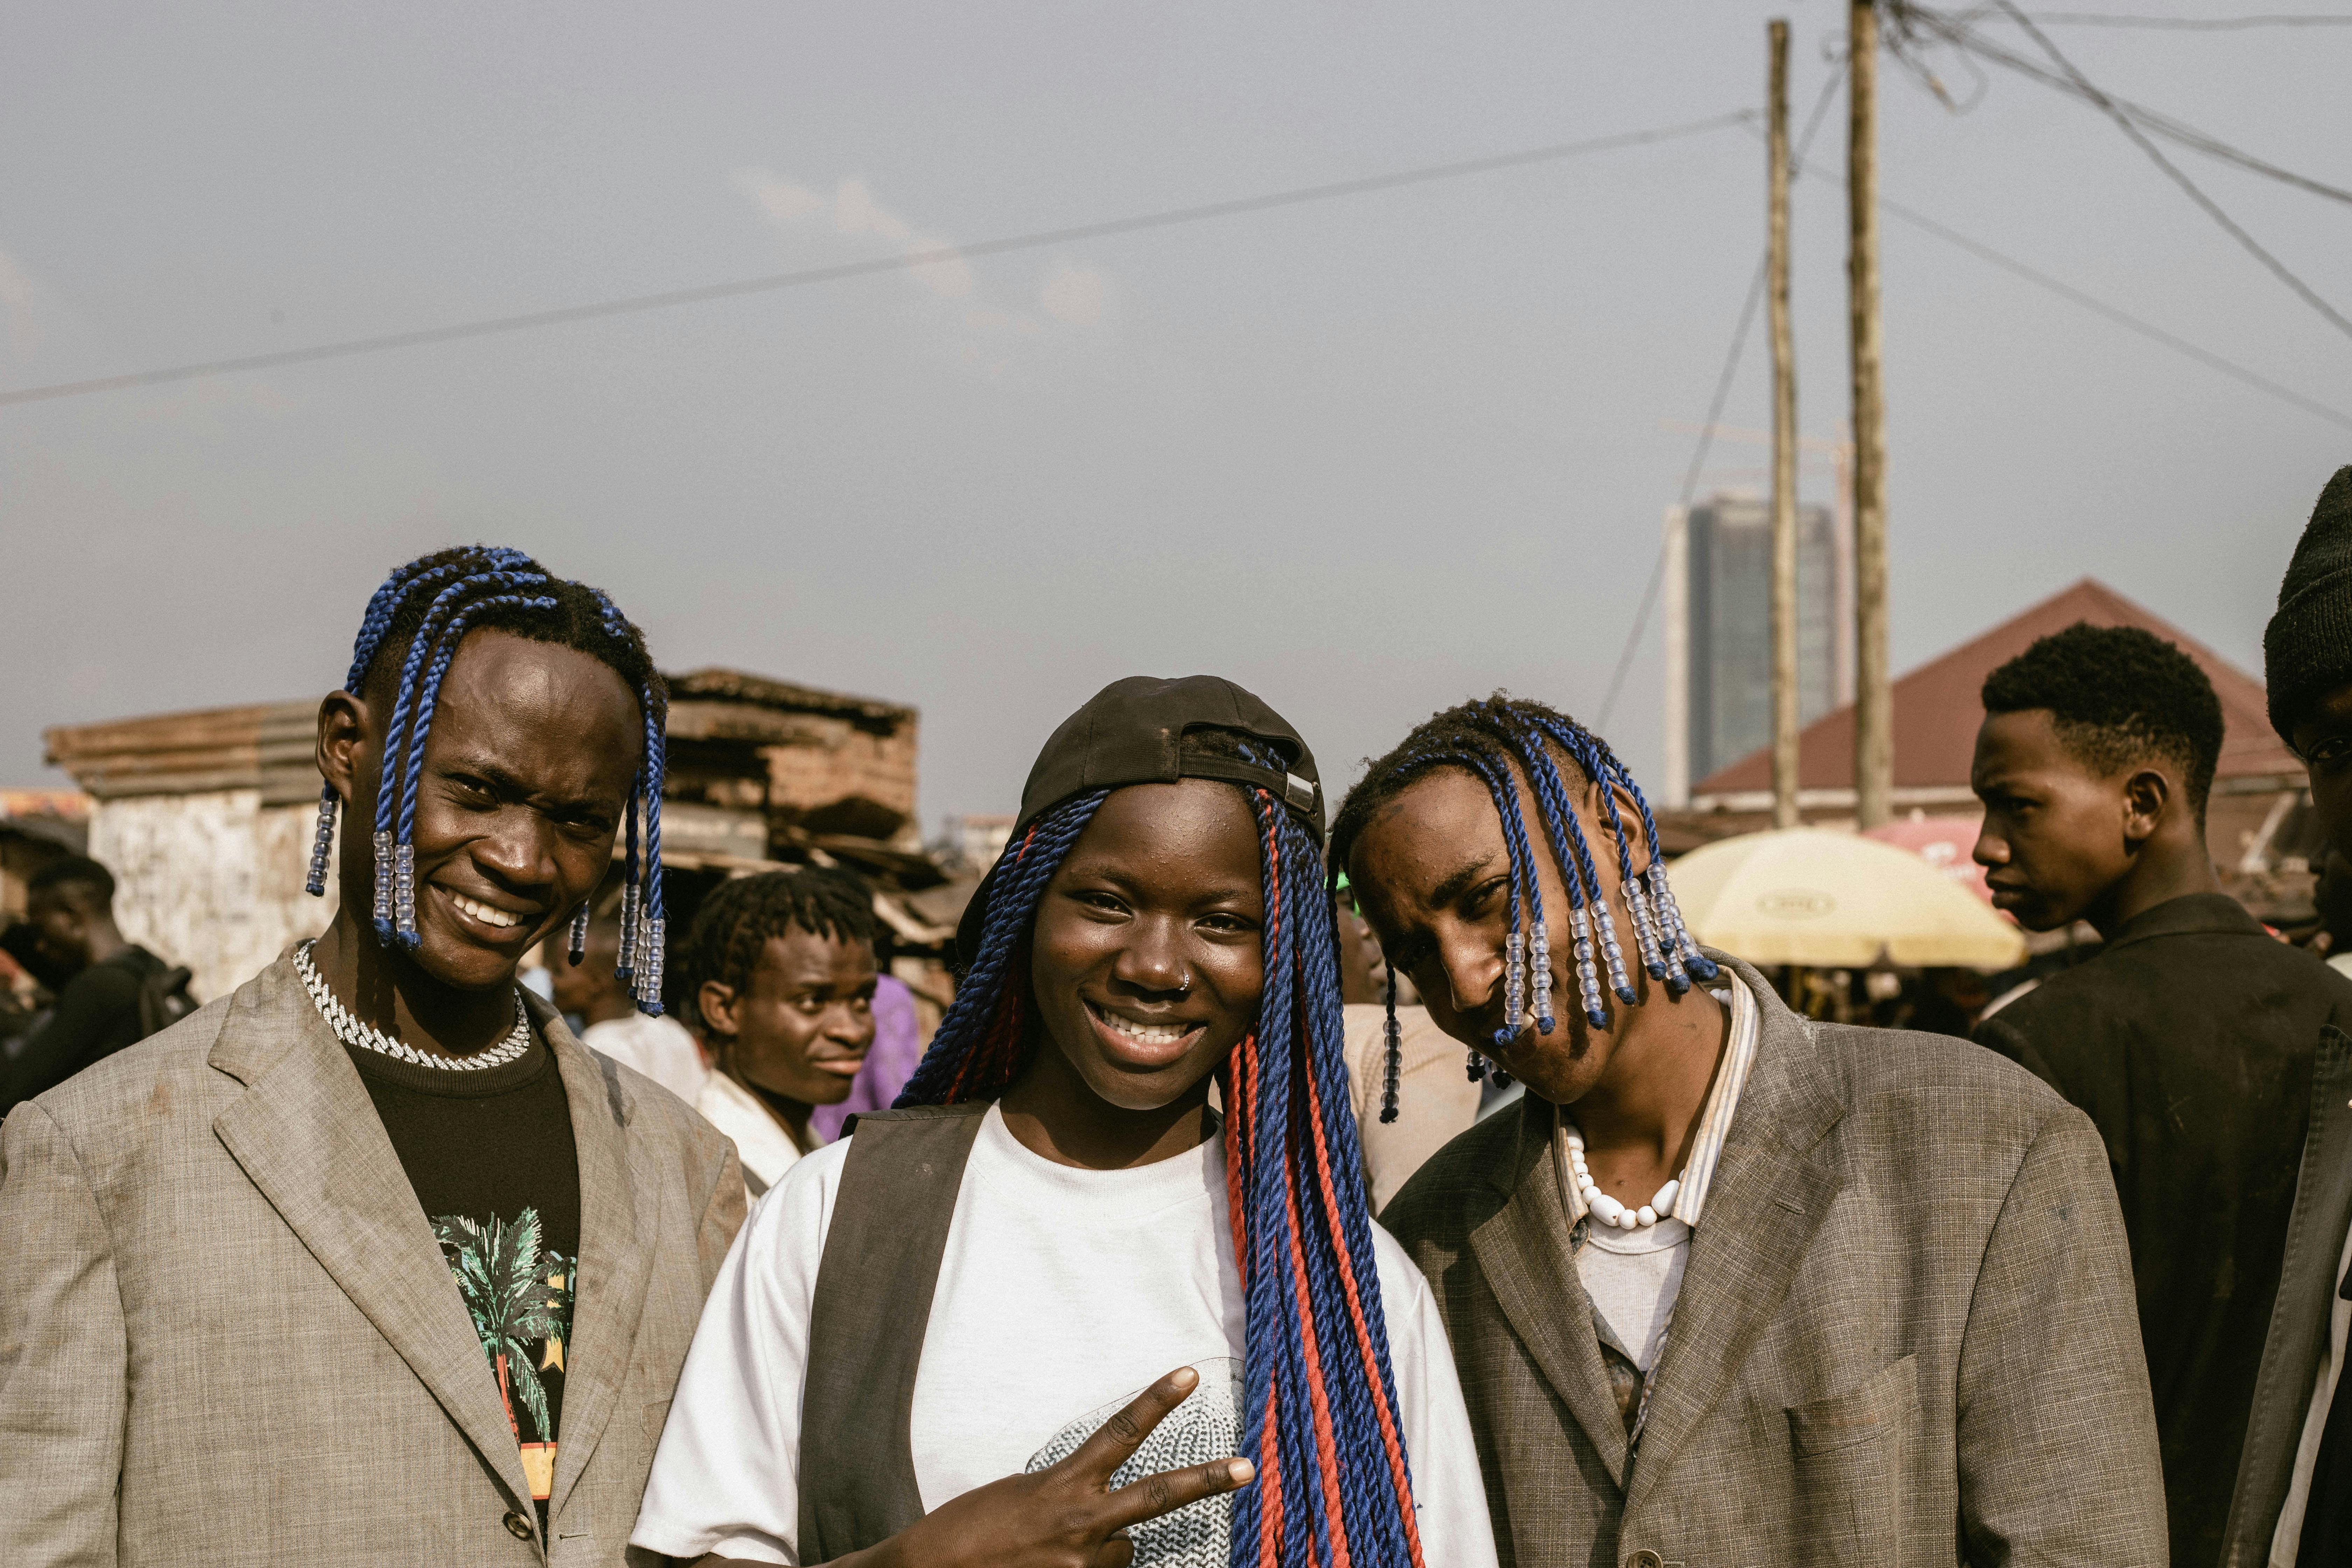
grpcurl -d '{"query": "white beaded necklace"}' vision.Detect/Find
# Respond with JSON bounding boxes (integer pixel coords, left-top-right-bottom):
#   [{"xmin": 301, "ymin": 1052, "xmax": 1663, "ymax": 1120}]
[
  {"xmin": 1563, "ymin": 1125, "xmax": 1683, "ymax": 1231},
  {"xmin": 294, "ymin": 939, "xmax": 532, "ymax": 1072}
]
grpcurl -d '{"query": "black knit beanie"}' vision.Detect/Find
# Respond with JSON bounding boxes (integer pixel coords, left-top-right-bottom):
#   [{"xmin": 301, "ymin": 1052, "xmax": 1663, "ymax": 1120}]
[{"xmin": 2266, "ymin": 465, "xmax": 2352, "ymax": 740}]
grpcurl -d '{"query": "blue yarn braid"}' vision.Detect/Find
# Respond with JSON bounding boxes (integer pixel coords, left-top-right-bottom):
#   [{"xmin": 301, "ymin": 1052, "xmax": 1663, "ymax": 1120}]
[
  {"xmin": 1605, "ymin": 749, "xmax": 1718, "ymax": 982},
  {"xmin": 634, "ymin": 697, "xmax": 668, "ymax": 1014},
  {"xmin": 1495, "ymin": 718, "xmax": 1620, "ymax": 1027},
  {"xmin": 388, "ymin": 590, "xmax": 561, "ymax": 946},
  {"xmin": 1521, "ymin": 711, "xmax": 1717, "ymax": 985},
  {"xmin": 373, "ymin": 557, "xmax": 542, "ymax": 840},
  {"xmin": 1455, "ymin": 749, "xmax": 1547, "ymax": 1050},
  {"xmin": 616, "ymin": 777, "xmax": 641, "ymax": 984},
  {"xmin": 1488, "ymin": 708, "xmax": 1640, "ymax": 1011},
  {"xmin": 308, "ymin": 556, "xmax": 454, "ymax": 897},
  {"xmin": 371, "ymin": 562, "xmax": 549, "ymax": 943},
  {"xmin": 1228, "ymin": 793, "xmax": 1422, "ymax": 1567},
  {"xmin": 310, "ymin": 549, "xmax": 525, "ymax": 899},
  {"xmin": 1226, "ymin": 751, "xmax": 1414, "ymax": 1559},
  {"xmin": 894, "ymin": 790, "xmax": 1107, "ymax": 1106}
]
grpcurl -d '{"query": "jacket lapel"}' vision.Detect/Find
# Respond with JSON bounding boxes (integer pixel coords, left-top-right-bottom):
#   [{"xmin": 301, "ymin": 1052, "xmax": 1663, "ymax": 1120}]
[
  {"xmin": 209, "ymin": 957, "xmax": 535, "ymax": 1510},
  {"xmin": 2223, "ymin": 1024, "xmax": 2352, "ymax": 1560},
  {"xmin": 1622, "ymin": 957, "xmax": 1845, "ymax": 1515},
  {"xmin": 542, "ymin": 1006, "xmax": 656, "ymax": 1522},
  {"xmin": 1468, "ymin": 1093, "xmax": 1632, "ymax": 1485}
]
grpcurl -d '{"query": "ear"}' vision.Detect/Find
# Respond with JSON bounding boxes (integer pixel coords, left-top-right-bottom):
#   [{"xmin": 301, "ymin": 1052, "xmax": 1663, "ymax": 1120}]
[
  {"xmin": 699, "ymin": 979, "xmax": 741, "ymax": 1041},
  {"xmin": 317, "ymin": 690, "xmax": 370, "ymax": 806},
  {"xmin": 2121, "ymin": 768, "xmax": 2171, "ymax": 845}
]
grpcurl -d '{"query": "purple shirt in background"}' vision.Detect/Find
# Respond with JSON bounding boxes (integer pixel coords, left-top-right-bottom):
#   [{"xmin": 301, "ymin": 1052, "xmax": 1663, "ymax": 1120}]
[{"xmin": 808, "ymin": 973, "xmax": 923, "ymax": 1143}]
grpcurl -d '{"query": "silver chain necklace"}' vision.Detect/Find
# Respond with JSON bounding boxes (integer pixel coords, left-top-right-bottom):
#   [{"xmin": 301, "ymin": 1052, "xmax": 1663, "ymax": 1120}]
[{"xmin": 294, "ymin": 939, "xmax": 532, "ymax": 1071}]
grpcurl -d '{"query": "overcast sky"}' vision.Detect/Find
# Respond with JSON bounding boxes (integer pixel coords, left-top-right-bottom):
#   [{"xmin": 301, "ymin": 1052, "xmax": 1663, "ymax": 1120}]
[{"xmin": 4, "ymin": 1, "xmax": 2345, "ymax": 829}]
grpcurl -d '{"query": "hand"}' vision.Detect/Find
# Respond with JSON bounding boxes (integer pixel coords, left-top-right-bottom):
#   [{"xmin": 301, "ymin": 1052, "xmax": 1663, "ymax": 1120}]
[{"xmin": 840, "ymin": 1365, "xmax": 1254, "ymax": 1568}]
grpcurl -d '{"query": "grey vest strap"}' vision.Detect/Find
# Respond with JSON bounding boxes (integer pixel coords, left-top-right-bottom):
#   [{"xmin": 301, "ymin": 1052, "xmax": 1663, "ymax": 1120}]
[{"xmin": 798, "ymin": 1101, "xmax": 992, "ymax": 1561}]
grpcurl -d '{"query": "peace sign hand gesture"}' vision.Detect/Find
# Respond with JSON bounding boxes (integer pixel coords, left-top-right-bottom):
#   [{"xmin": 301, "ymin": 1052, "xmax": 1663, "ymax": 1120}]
[{"xmin": 829, "ymin": 1365, "xmax": 1255, "ymax": 1568}]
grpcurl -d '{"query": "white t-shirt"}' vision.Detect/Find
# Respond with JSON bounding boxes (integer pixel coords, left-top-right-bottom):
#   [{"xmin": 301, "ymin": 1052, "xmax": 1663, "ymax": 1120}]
[
  {"xmin": 1577, "ymin": 1218, "xmax": 1690, "ymax": 1371},
  {"xmin": 582, "ymin": 1011, "xmax": 707, "ymax": 1106},
  {"xmin": 2270, "ymin": 1219, "xmax": 2352, "ymax": 1563},
  {"xmin": 630, "ymin": 1103, "xmax": 1499, "ymax": 1568},
  {"xmin": 694, "ymin": 1070, "xmax": 810, "ymax": 1199}
]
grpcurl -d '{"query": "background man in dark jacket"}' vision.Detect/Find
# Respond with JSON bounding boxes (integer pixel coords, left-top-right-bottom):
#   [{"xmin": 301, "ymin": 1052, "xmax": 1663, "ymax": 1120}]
[
  {"xmin": 0, "ymin": 855, "xmax": 174, "ymax": 1113},
  {"xmin": 1970, "ymin": 620, "xmax": 2352, "ymax": 1568},
  {"xmin": 2228, "ymin": 464, "xmax": 2352, "ymax": 1567}
]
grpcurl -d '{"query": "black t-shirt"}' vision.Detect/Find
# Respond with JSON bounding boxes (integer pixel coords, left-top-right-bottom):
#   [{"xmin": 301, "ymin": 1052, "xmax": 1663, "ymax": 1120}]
[
  {"xmin": 348, "ymin": 1020, "xmax": 581, "ymax": 1519},
  {"xmin": 1, "ymin": 945, "xmax": 167, "ymax": 1112}
]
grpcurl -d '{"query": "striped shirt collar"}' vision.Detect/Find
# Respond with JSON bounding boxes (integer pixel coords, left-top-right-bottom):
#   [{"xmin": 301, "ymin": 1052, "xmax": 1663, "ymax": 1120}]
[{"xmin": 1552, "ymin": 972, "xmax": 1760, "ymax": 1231}]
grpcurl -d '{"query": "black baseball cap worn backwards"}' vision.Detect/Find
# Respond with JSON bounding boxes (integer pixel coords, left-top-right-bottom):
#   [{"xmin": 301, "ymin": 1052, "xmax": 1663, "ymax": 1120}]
[{"xmin": 955, "ymin": 674, "xmax": 1323, "ymax": 967}]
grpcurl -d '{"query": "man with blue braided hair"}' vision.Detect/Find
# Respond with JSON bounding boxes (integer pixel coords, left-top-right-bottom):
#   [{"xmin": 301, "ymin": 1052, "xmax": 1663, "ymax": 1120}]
[
  {"xmin": 1332, "ymin": 693, "xmax": 2165, "ymax": 1568},
  {"xmin": 0, "ymin": 545, "xmax": 745, "ymax": 1567}
]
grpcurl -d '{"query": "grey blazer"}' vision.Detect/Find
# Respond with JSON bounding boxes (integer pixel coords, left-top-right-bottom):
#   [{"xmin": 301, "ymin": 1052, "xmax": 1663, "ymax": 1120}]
[
  {"xmin": 1380, "ymin": 954, "xmax": 2167, "ymax": 1568},
  {"xmin": 0, "ymin": 953, "xmax": 745, "ymax": 1568},
  {"xmin": 2222, "ymin": 1025, "xmax": 2352, "ymax": 1566}
]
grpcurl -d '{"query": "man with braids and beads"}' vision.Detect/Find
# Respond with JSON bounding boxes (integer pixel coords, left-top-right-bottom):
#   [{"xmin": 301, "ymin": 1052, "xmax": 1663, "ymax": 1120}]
[
  {"xmin": 632, "ymin": 676, "xmax": 1496, "ymax": 1568},
  {"xmin": 1332, "ymin": 694, "xmax": 2165, "ymax": 1568},
  {"xmin": 0, "ymin": 546, "xmax": 746, "ymax": 1567}
]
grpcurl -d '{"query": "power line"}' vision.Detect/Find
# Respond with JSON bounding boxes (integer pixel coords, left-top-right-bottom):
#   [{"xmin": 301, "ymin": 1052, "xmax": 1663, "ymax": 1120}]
[
  {"xmin": 0, "ymin": 110, "xmax": 1754, "ymax": 410},
  {"xmin": 1897, "ymin": 3, "xmax": 2352, "ymax": 206},
  {"xmin": 1880, "ymin": 189, "xmax": 2352, "ymax": 426},
  {"xmin": 1788, "ymin": 148, "xmax": 2350, "ymax": 424},
  {"xmin": 1597, "ymin": 60, "xmax": 2352, "ymax": 731},
  {"xmin": 2016, "ymin": 10, "xmax": 2352, "ymax": 27},
  {"xmin": 1596, "ymin": 70, "xmax": 1848, "ymax": 729},
  {"xmin": 1990, "ymin": 0, "xmax": 2352, "ymax": 339}
]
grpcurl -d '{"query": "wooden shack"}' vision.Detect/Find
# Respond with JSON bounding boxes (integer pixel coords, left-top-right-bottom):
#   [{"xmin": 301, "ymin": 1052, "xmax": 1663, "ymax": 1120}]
[{"xmin": 44, "ymin": 667, "xmax": 941, "ymax": 1004}]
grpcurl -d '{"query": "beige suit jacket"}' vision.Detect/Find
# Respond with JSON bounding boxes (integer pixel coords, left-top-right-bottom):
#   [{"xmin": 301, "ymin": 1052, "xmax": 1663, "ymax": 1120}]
[
  {"xmin": 1381, "ymin": 953, "xmax": 2166, "ymax": 1568},
  {"xmin": 0, "ymin": 953, "xmax": 745, "ymax": 1568}
]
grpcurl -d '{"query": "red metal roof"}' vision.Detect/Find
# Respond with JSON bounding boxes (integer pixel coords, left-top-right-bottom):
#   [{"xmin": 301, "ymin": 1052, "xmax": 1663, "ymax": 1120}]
[{"xmin": 1693, "ymin": 578, "xmax": 2294, "ymax": 794}]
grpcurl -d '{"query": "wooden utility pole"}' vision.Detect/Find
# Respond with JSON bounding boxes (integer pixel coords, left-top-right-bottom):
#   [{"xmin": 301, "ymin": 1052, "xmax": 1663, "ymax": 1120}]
[
  {"xmin": 1768, "ymin": 19, "xmax": 1801, "ymax": 832},
  {"xmin": 1849, "ymin": 0, "xmax": 1892, "ymax": 828}
]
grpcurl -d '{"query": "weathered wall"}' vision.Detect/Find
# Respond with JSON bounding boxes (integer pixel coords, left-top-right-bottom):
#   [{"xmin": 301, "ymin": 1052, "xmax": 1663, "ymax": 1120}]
[
  {"xmin": 761, "ymin": 718, "xmax": 920, "ymax": 845},
  {"xmin": 90, "ymin": 790, "xmax": 336, "ymax": 1004}
]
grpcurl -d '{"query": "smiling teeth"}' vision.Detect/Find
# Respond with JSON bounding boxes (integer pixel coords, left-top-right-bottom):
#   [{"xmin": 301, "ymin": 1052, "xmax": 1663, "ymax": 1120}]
[
  {"xmin": 1101, "ymin": 1011, "xmax": 1189, "ymax": 1044},
  {"xmin": 451, "ymin": 893, "xmax": 522, "ymax": 929}
]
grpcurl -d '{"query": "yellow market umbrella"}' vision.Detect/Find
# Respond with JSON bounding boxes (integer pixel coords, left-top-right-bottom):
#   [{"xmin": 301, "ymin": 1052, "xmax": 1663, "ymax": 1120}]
[{"xmin": 1667, "ymin": 827, "xmax": 2026, "ymax": 969}]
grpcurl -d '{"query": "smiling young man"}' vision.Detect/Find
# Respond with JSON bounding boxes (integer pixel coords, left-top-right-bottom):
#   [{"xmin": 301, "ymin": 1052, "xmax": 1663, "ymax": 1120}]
[
  {"xmin": 1338, "ymin": 695, "xmax": 2162, "ymax": 1568},
  {"xmin": 0, "ymin": 547, "xmax": 744, "ymax": 1567},
  {"xmin": 678, "ymin": 867, "xmax": 878, "ymax": 1199},
  {"xmin": 1966, "ymin": 621, "xmax": 2351, "ymax": 1568},
  {"xmin": 2225, "ymin": 465, "xmax": 2352, "ymax": 1566}
]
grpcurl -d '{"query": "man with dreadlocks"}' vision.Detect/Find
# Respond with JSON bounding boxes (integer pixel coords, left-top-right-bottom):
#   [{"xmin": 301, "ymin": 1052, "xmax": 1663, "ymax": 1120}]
[
  {"xmin": 1333, "ymin": 694, "xmax": 2165, "ymax": 1568},
  {"xmin": 0, "ymin": 546, "xmax": 745, "ymax": 1566},
  {"xmin": 632, "ymin": 676, "xmax": 1496, "ymax": 1568}
]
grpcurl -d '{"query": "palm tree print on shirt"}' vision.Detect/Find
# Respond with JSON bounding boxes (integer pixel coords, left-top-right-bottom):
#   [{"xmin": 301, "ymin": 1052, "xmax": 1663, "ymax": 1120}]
[{"xmin": 433, "ymin": 1209, "xmax": 576, "ymax": 1497}]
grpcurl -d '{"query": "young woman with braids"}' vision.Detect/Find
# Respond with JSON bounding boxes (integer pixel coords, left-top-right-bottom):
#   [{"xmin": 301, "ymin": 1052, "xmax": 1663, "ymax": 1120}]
[
  {"xmin": 633, "ymin": 676, "xmax": 1496, "ymax": 1568},
  {"xmin": 1332, "ymin": 694, "xmax": 2165, "ymax": 1568},
  {"xmin": 0, "ymin": 546, "xmax": 746, "ymax": 1566}
]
